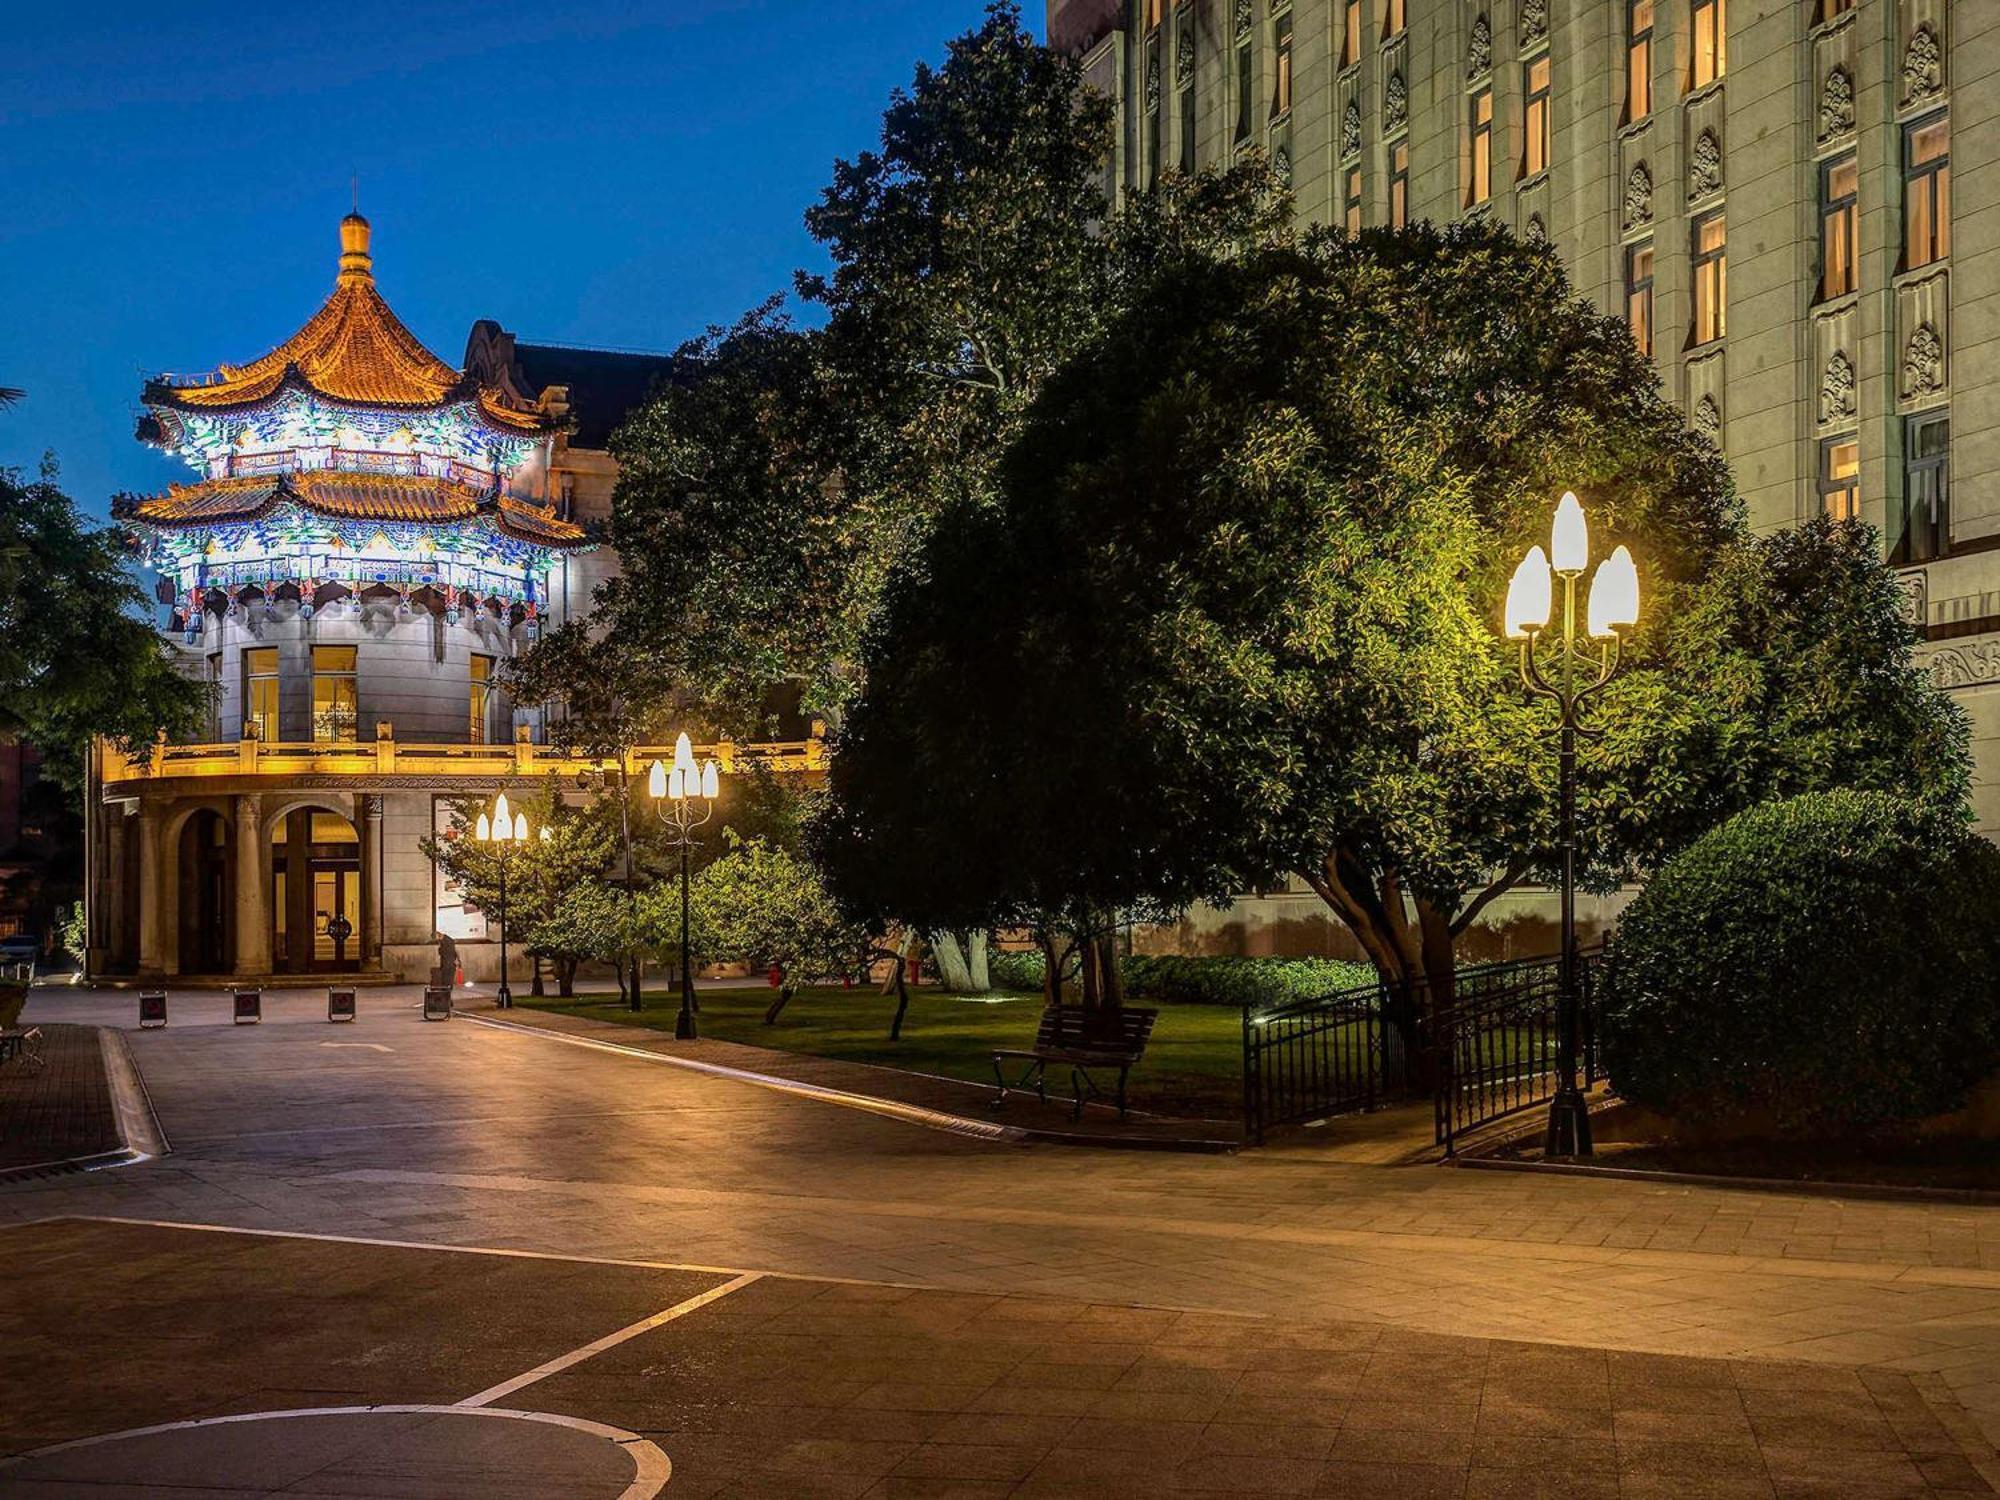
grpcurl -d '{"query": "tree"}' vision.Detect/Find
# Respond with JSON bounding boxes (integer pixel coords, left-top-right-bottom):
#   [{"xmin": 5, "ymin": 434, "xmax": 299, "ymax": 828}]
[
  {"xmin": 3, "ymin": 464, "xmax": 208, "ymax": 779},
  {"xmin": 420, "ymin": 778, "xmax": 619, "ymax": 996},
  {"xmin": 682, "ymin": 833, "xmax": 874, "ymax": 1024},
  {"xmin": 820, "ymin": 222, "xmax": 1967, "ymax": 1046},
  {"xmin": 527, "ymin": 883, "xmax": 643, "ymax": 998}
]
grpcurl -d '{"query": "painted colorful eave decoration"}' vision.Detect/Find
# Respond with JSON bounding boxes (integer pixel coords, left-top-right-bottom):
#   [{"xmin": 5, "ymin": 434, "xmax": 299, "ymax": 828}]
[{"xmin": 116, "ymin": 472, "xmax": 590, "ymax": 557}]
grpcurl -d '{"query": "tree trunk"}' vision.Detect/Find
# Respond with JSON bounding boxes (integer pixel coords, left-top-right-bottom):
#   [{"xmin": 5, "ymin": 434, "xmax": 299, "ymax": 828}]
[
  {"xmin": 888, "ymin": 957, "xmax": 911, "ymax": 1040},
  {"xmin": 530, "ymin": 954, "xmax": 545, "ymax": 998},
  {"xmin": 1038, "ymin": 932, "xmax": 1062, "ymax": 1008},
  {"xmin": 557, "ymin": 957, "xmax": 576, "ymax": 998},
  {"xmin": 764, "ymin": 984, "xmax": 795, "ymax": 1025},
  {"xmin": 930, "ymin": 930, "xmax": 987, "ymax": 993}
]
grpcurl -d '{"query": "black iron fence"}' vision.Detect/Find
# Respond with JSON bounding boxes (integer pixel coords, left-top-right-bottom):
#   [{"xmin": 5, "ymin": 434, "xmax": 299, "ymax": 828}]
[
  {"xmin": 1241, "ymin": 981, "xmax": 1405, "ymax": 1143},
  {"xmin": 1239, "ymin": 949, "xmax": 1605, "ymax": 1149}
]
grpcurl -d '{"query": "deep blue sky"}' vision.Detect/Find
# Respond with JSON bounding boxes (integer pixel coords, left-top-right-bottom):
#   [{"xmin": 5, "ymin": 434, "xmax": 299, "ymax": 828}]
[{"xmin": 0, "ymin": 0, "xmax": 1002, "ymax": 519}]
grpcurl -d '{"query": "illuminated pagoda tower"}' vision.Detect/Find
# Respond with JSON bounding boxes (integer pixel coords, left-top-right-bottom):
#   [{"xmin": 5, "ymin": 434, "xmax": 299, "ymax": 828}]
[{"xmin": 101, "ymin": 213, "xmax": 595, "ymax": 981}]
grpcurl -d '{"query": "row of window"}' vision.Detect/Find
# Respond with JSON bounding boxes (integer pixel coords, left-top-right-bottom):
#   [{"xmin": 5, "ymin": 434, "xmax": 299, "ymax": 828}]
[
  {"xmin": 1625, "ymin": 0, "xmax": 1727, "ymax": 123},
  {"xmin": 1617, "ymin": 111, "xmax": 1948, "ymax": 360},
  {"xmin": 216, "ymin": 647, "xmax": 496, "ymax": 745},
  {"xmin": 1816, "ymin": 411, "xmax": 1949, "ymax": 564}
]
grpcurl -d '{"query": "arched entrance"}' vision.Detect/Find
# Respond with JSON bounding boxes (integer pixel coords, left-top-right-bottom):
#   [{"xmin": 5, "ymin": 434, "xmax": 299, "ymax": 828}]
[
  {"xmin": 176, "ymin": 809, "xmax": 232, "ymax": 974},
  {"xmin": 271, "ymin": 807, "xmax": 361, "ymax": 972}
]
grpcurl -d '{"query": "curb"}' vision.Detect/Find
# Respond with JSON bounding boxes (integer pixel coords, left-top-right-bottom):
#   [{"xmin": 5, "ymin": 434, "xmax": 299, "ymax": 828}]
[
  {"xmin": 1450, "ymin": 1148, "xmax": 2000, "ymax": 1206},
  {"xmin": 461, "ymin": 1012, "xmax": 1240, "ymax": 1155},
  {"xmin": 0, "ymin": 1028, "xmax": 170, "ymax": 1186}
]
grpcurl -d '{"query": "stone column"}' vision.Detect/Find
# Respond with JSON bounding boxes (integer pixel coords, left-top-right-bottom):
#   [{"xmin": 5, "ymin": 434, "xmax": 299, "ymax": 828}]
[
  {"xmin": 103, "ymin": 803, "xmax": 132, "ymax": 971},
  {"xmin": 360, "ymin": 794, "xmax": 384, "ymax": 967},
  {"xmin": 233, "ymin": 793, "xmax": 269, "ymax": 976},
  {"xmin": 136, "ymin": 804, "xmax": 166, "ymax": 976}
]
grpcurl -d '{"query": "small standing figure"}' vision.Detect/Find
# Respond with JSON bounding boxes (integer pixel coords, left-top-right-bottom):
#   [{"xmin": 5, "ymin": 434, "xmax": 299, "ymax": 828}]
[
  {"xmin": 326, "ymin": 911, "xmax": 353, "ymax": 967},
  {"xmin": 435, "ymin": 929, "xmax": 459, "ymax": 992}
]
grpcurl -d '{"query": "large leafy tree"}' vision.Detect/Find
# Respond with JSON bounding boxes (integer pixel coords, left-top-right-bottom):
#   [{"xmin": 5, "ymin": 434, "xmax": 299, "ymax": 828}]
[
  {"xmin": 2, "ymin": 465, "xmax": 207, "ymax": 777},
  {"xmin": 818, "ymin": 223, "xmax": 1966, "ymax": 1035}
]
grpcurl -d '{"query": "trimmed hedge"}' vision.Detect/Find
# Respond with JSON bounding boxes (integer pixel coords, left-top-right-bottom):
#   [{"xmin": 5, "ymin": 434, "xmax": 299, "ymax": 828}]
[
  {"xmin": 986, "ymin": 949, "xmax": 1373, "ymax": 1008},
  {"xmin": 1600, "ymin": 790, "xmax": 2000, "ymax": 1137}
]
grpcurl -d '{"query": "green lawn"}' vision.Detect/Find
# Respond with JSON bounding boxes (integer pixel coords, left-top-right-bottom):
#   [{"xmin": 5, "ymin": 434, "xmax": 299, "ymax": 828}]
[{"xmin": 518, "ymin": 985, "xmax": 1248, "ymax": 1120}]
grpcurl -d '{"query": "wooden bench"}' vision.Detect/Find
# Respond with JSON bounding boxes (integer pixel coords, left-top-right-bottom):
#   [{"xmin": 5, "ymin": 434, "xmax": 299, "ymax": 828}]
[{"xmin": 992, "ymin": 1005, "xmax": 1158, "ymax": 1120}]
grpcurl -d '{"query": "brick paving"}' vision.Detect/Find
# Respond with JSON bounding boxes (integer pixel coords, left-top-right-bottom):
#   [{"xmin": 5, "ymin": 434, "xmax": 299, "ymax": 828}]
[
  {"xmin": 0, "ymin": 1022, "xmax": 117, "ymax": 1170},
  {"xmin": 4, "ymin": 985, "xmax": 1998, "ymax": 1490}
]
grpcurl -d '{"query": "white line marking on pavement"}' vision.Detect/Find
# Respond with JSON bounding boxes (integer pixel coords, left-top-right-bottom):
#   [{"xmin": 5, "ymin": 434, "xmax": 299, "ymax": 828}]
[
  {"xmin": 461, "ymin": 1012, "xmax": 1029, "ymax": 1142},
  {"xmin": 319, "ymin": 1041, "xmax": 395, "ymax": 1053},
  {"xmin": 0, "ymin": 1405, "xmax": 672, "ymax": 1500},
  {"xmin": 459, "ymin": 1272, "xmax": 763, "ymax": 1409}
]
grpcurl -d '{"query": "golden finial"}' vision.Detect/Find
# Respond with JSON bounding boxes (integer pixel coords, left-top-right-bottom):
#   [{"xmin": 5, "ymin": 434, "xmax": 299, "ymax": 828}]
[{"xmin": 338, "ymin": 188, "xmax": 372, "ymax": 285}]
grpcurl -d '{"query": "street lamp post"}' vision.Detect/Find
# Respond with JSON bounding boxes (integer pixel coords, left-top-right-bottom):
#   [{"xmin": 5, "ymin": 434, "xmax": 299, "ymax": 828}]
[
  {"xmin": 1503, "ymin": 491, "xmax": 1640, "ymax": 1160},
  {"xmin": 475, "ymin": 792, "xmax": 537, "ymax": 1010},
  {"xmin": 646, "ymin": 733, "xmax": 720, "ymax": 1040}
]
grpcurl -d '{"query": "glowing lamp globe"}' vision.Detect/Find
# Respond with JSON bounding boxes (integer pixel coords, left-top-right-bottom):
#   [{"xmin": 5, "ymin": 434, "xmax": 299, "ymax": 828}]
[
  {"xmin": 648, "ymin": 760, "xmax": 667, "ymax": 800},
  {"xmin": 513, "ymin": 812, "xmax": 527, "ymax": 841},
  {"xmin": 475, "ymin": 812, "xmax": 491, "ymax": 841},
  {"xmin": 672, "ymin": 732, "xmax": 697, "ymax": 780},
  {"xmin": 1550, "ymin": 491, "xmax": 1589, "ymax": 575},
  {"xmin": 1504, "ymin": 547, "xmax": 1554, "ymax": 638},
  {"xmin": 493, "ymin": 793, "xmax": 511, "ymax": 831},
  {"xmin": 1586, "ymin": 545, "xmax": 1640, "ymax": 637},
  {"xmin": 700, "ymin": 760, "xmax": 719, "ymax": 799}
]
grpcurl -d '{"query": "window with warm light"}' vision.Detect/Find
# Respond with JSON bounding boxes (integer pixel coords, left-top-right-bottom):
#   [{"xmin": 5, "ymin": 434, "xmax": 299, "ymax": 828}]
[
  {"xmin": 1342, "ymin": 0, "xmax": 1362, "ymax": 66},
  {"xmin": 1345, "ymin": 165, "xmax": 1364, "ymax": 234},
  {"xmin": 1817, "ymin": 0, "xmax": 1854, "ymax": 19},
  {"xmin": 1819, "ymin": 154, "xmax": 1857, "ymax": 300},
  {"xmin": 1692, "ymin": 212, "xmax": 1727, "ymax": 344},
  {"xmin": 1385, "ymin": 0, "xmax": 1405, "ymax": 37},
  {"xmin": 1390, "ymin": 140, "xmax": 1410, "ymax": 229},
  {"xmin": 1626, "ymin": 240, "xmax": 1655, "ymax": 357},
  {"xmin": 311, "ymin": 645, "xmax": 358, "ymax": 744},
  {"xmin": 1905, "ymin": 114, "xmax": 1950, "ymax": 270},
  {"xmin": 1470, "ymin": 88, "xmax": 1493, "ymax": 204},
  {"xmin": 1819, "ymin": 436, "xmax": 1860, "ymax": 522},
  {"xmin": 1272, "ymin": 8, "xmax": 1293, "ymax": 115},
  {"xmin": 244, "ymin": 647, "xmax": 279, "ymax": 743},
  {"xmin": 1146, "ymin": 0, "xmax": 1164, "ymax": 30},
  {"xmin": 1627, "ymin": 0, "xmax": 1654, "ymax": 120},
  {"xmin": 1523, "ymin": 55, "xmax": 1552, "ymax": 178},
  {"xmin": 1691, "ymin": 0, "xmax": 1726, "ymax": 87},
  {"xmin": 1898, "ymin": 411, "xmax": 1950, "ymax": 563}
]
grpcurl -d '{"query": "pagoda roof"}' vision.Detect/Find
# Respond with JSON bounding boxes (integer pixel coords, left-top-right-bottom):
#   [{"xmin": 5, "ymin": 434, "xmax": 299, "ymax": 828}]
[
  {"xmin": 115, "ymin": 471, "xmax": 590, "ymax": 549},
  {"xmin": 145, "ymin": 215, "xmax": 544, "ymax": 434}
]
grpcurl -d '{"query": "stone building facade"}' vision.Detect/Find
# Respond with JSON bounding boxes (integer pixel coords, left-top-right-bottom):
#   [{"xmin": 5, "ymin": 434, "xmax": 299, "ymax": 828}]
[{"xmin": 1053, "ymin": 0, "xmax": 1999, "ymax": 833}]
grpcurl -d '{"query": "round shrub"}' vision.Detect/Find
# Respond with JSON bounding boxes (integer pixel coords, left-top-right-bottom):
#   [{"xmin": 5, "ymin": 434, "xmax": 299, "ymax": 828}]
[{"xmin": 1600, "ymin": 790, "xmax": 2000, "ymax": 1137}]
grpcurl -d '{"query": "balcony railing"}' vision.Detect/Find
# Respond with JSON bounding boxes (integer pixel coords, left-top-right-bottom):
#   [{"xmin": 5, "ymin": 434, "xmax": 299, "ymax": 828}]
[{"xmin": 99, "ymin": 723, "xmax": 826, "ymax": 789}]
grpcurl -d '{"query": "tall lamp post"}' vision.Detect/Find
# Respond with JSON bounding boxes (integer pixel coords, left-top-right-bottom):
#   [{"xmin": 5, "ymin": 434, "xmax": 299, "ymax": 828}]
[
  {"xmin": 1503, "ymin": 491, "xmax": 1640, "ymax": 1159},
  {"xmin": 475, "ymin": 792, "xmax": 538, "ymax": 1010},
  {"xmin": 647, "ymin": 733, "xmax": 720, "ymax": 1040}
]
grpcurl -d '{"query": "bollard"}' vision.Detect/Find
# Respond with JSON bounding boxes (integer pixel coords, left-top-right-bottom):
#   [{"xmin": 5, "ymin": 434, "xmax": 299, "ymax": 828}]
[
  {"xmin": 328, "ymin": 989, "xmax": 357, "ymax": 1022},
  {"xmin": 233, "ymin": 989, "xmax": 262, "ymax": 1024},
  {"xmin": 422, "ymin": 986, "xmax": 452, "ymax": 1021},
  {"xmin": 139, "ymin": 991, "xmax": 168, "ymax": 1028}
]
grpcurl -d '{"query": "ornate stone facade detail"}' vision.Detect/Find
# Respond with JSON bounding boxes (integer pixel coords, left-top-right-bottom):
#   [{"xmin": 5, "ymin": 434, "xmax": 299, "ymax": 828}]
[
  {"xmin": 1145, "ymin": 52, "xmax": 1162, "ymax": 113},
  {"xmin": 1273, "ymin": 145, "xmax": 1293, "ymax": 185},
  {"xmin": 1902, "ymin": 25, "xmax": 1942, "ymax": 106},
  {"xmin": 1687, "ymin": 130, "xmax": 1723, "ymax": 203},
  {"xmin": 1817, "ymin": 67, "xmax": 1854, "ymax": 143},
  {"xmin": 1175, "ymin": 8, "xmax": 1195, "ymax": 89},
  {"xmin": 1898, "ymin": 571, "xmax": 1929, "ymax": 629},
  {"xmin": 1234, "ymin": 0, "xmax": 1252, "ymax": 42},
  {"xmin": 1920, "ymin": 639, "xmax": 2000, "ymax": 692},
  {"xmin": 1520, "ymin": 0, "xmax": 1548, "ymax": 47},
  {"xmin": 1621, "ymin": 164, "xmax": 1653, "ymax": 232},
  {"xmin": 1905, "ymin": 323, "xmax": 1945, "ymax": 396},
  {"xmin": 1384, "ymin": 72, "xmax": 1409, "ymax": 132},
  {"xmin": 1694, "ymin": 394, "xmax": 1722, "ymax": 439},
  {"xmin": 1342, "ymin": 100, "xmax": 1362, "ymax": 160},
  {"xmin": 1524, "ymin": 214, "xmax": 1548, "ymax": 246},
  {"xmin": 1467, "ymin": 14, "xmax": 1492, "ymax": 78},
  {"xmin": 1819, "ymin": 350, "xmax": 1856, "ymax": 425}
]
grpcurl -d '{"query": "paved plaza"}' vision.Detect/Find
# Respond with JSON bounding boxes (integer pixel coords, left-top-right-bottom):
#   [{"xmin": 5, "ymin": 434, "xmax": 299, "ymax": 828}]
[{"xmin": 2, "ymin": 986, "xmax": 1998, "ymax": 1496}]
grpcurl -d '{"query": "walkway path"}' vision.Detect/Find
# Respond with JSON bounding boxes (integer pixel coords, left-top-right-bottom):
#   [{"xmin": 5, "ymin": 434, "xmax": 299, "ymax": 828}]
[{"xmin": 4, "ymin": 984, "xmax": 1996, "ymax": 1492}]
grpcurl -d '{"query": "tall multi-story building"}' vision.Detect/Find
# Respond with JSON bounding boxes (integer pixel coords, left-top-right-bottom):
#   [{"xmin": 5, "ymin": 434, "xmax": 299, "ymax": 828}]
[
  {"xmin": 91, "ymin": 215, "xmax": 820, "ymax": 982},
  {"xmin": 1051, "ymin": 0, "xmax": 1999, "ymax": 833}
]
